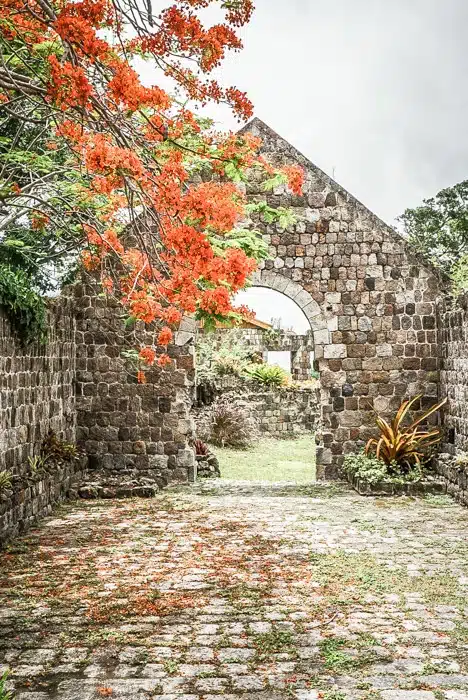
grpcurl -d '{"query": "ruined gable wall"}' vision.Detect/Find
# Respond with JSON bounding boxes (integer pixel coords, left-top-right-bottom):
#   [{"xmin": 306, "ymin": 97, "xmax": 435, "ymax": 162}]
[{"xmin": 245, "ymin": 119, "xmax": 444, "ymax": 477}]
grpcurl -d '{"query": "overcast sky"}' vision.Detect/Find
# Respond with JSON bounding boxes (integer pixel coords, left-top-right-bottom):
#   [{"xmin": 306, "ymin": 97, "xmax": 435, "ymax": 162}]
[
  {"xmin": 216, "ymin": 0, "xmax": 468, "ymax": 328},
  {"xmin": 204, "ymin": 0, "xmax": 468, "ymax": 224},
  {"xmin": 148, "ymin": 1, "xmax": 468, "ymax": 329}
]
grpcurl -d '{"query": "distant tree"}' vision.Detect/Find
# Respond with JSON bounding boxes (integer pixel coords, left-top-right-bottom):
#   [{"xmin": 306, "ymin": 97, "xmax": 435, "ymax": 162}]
[{"xmin": 399, "ymin": 180, "xmax": 468, "ymax": 292}]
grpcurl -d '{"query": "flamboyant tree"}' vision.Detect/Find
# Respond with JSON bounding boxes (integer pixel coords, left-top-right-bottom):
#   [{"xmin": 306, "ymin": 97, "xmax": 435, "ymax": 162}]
[{"xmin": 0, "ymin": 0, "xmax": 303, "ymax": 370}]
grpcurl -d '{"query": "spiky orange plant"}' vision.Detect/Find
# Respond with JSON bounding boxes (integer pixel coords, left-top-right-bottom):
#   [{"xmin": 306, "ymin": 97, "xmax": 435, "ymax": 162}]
[{"xmin": 365, "ymin": 395, "xmax": 447, "ymax": 471}]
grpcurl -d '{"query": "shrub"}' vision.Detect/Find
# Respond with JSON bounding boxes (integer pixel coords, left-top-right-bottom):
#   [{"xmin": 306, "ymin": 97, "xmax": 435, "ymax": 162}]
[
  {"xmin": 213, "ymin": 355, "xmax": 247, "ymax": 377},
  {"xmin": 344, "ymin": 451, "xmax": 427, "ymax": 484},
  {"xmin": 40, "ymin": 429, "xmax": 78, "ymax": 464},
  {"xmin": 0, "ymin": 264, "xmax": 47, "ymax": 345},
  {"xmin": 197, "ymin": 399, "xmax": 257, "ymax": 448},
  {"xmin": 193, "ymin": 439, "xmax": 209, "ymax": 456},
  {"xmin": 365, "ymin": 395, "xmax": 447, "ymax": 472},
  {"xmin": 28, "ymin": 455, "xmax": 47, "ymax": 476},
  {"xmin": 244, "ymin": 363, "xmax": 290, "ymax": 386},
  {"xmin": 196, "ymin": 330, "xmax": 253, "ymax": 380},
  {"xmin": 343, "ymin": 452, "xmax": 389, "ymax": 484},
  {"xmin": 0, "ymin": 471, "xmax": 12, "ymax": 493}
]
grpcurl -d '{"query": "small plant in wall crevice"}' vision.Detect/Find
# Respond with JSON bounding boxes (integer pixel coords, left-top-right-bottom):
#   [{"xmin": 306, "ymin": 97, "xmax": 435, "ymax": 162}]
[
  {"xmin": 0, "ymin": 471, "xmax": 13, "ymax": 494},
  {"xmin": 0, "ymin": 669, "xmax": 14, "ymax": 700},
  {"xmin": 193, "ymin": 439, "xmax": 209, "ymax": 457}
]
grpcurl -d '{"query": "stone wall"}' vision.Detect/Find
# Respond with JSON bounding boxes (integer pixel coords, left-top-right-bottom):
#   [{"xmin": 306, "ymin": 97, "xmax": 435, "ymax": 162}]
[
  {"xmin": 0, "ymin": 298, "xmax": 84, "ymax": 544},
  {"xmin": 211, "ymin": 327, "xmax": 315, "ymax": 381},
  {"xmin": 195, "ymin": 376, "xmax": 319, "ymax": 438},
  {"xmin": 74, "ymin": 284, "xmax": 196, "ymax": 489},
  {"xmin": 436, "ymin": 292, "xmax": 468, "ymax": 505},
  {"xmin": 242, "ymin": 118, "xmax": 445, "ymax": 478},
  {"xmin": 438, "ymin": 293, "xmax": 468, "ymax": 454},
  {"xmin": 434, "ymin": 454, "xmax": 468, "ymax": 507},
  {"xmin": 0, "ymin": 284, "xmax": 197, "ymax": 544}
]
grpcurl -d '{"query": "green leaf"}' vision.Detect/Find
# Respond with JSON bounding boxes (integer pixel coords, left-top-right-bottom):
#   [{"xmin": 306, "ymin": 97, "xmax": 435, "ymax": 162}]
[
  {"xmin": 262, "ymin": 173, "xmax": 287, "ymax": 191},
  {"xmin": 224, "ymin": 161, "xmax": 245, "ymax": 183},
  {"xmin": 3, "ymin": 239, "xmax": 27, "ymax": 248}
]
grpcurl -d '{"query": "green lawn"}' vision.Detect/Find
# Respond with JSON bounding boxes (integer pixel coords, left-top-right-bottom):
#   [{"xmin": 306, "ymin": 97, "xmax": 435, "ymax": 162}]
[{"xmin": 214, "ymin": 436, "xmax": 316, "ymax": 482}]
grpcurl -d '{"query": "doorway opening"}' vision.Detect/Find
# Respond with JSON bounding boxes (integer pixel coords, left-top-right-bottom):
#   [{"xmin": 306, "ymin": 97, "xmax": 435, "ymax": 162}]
[{"xmin": 193, "ymin": 285, "xmax": 320, "ymax": 483}]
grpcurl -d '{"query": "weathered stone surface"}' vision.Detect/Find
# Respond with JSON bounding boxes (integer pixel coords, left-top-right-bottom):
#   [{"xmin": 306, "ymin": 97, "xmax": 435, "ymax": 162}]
[
  {"xmin": 0, "ymin": 283, "xmax": 197, "ymax": 545},
  {"xmin": 241, "ymin": 119, "xmax": 443, "ymax": 477},
  {"xmin": 0, "ymin": 298, "xmax": 85, "ymax": 546},
  {"xmin": 73, "ymin": 282, "xmax": 195, "ymax": 494},
  {"xmin": 1, "ymin": 480, "xmax": 467, "ymax": 699},
  {"xmin": 195, "ymin": 375, "xmax": 319, "ymax": 439},
  {"xmin": 195, "ymin": 452, "xmax": 221, "ymax": 479},
  {"xmin": 201, "ymin": 327, "xmax": 316, "ymax": 382}
]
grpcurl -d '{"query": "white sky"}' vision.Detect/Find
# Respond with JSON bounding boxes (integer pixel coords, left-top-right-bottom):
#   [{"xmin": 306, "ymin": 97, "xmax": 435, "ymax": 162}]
[
  {"xmin": 143, "ymin": 0, "xmax": 468, "ymax": 329},
  {"xmin": 235, "ymin": 287, "xmax": 311, "ymax": 333}
]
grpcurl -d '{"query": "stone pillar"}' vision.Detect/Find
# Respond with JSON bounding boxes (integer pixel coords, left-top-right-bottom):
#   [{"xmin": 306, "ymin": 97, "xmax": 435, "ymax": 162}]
[{"xmin": 74, "ymin": 284, "xmax": 195, "ymax": 488}]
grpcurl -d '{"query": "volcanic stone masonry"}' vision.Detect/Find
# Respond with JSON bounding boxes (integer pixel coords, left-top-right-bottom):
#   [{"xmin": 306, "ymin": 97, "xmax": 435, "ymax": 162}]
[
  {"xmin": 0, "ymin": 296, "xmax": 83, "ymax": 543},
  {"xmin": 0, "ymin": 285, "xmax": 197, "ymax": 545},
  {"xmin": 195, "ymin": 375, "xmax": 319, "ymax": 439},
  {"xmin": 4, "ymin": 117, "xmax": 468, "ymax": 544},
  {"xmin": 242, "ymin": 118, "xmax": 444, "ymax": 478},
  {"xmin": 73, "ymin": 283, "xmax": 196, "ymax": 489},
  {"xmin": 213, "ymin": 327, "xmax": 316, "ymax": 381}
]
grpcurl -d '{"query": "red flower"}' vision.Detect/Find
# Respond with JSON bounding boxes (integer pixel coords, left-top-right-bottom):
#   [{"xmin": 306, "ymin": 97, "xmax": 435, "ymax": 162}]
[
  {"xmin": 139, "ymin": 347, "xmax": 156, "ymax": 365},
  {"xmin": 283, "ymin": 165, "xmax": 305, "ymax": 196},
  {"xmin": 137, "ymin": 370, "xmax": 147, "ymax": 384},
  {"xmin": 157, "ymin": 327, "xmax": 173, "ymax": 346}
]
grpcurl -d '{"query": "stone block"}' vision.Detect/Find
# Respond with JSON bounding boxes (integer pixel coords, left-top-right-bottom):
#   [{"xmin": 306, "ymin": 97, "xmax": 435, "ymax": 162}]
[{"xmin": 323, "ymin": 344, "xmax": 347, "ymax": 359}]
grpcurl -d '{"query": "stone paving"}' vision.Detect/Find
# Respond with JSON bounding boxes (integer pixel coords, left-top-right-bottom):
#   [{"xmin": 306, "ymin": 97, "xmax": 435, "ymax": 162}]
[{"xmin": 1, "ymin": 479, "xmax": 468, "ymax": 700}]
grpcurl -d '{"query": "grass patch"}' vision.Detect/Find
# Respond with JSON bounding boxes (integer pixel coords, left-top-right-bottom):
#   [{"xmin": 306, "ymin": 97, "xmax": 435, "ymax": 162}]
[
  {"xmin": 214, "ymin": 436, "xmax": 316, "ymax": 482},
  {"xmin": 309, "ymin": 550, "xmax": 465, "ymax": 608},
  {"xmin": 163, "ymin": 660, "xmax": 179, "ymax": 675},
  {"xmin": 222, "ymin": 582, "xmax": 268, "ymax": 611},
  {"xmin": 424, "ymin": 494, "xmax": 456, "ymax": 507},
  {"xmin": 322, "ymin": 692, "xmax": 347, "ymax": 700},
  {"xmin": 319, "ymin": 634, "xmax": 382, "ymax": 673},
  {"xmin": 252, "ymin": 629, "xmax": 295, "ymax": 660}
]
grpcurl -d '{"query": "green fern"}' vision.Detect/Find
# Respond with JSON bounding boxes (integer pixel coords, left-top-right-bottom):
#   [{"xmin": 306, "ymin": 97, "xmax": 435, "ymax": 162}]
[
  {"xmin": 0, "ymin": 471, "xmax": 12, "ymax": 493},
  {"xmin": 0, "ymin": 669, "xmax": 14, "ymax": 700},
  {"xmin": 244, "ymin": 363, "xmax": 290, "ymax": 386}
]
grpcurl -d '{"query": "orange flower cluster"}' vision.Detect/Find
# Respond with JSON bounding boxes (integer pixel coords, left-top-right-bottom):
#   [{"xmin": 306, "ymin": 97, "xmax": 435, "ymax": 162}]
[
  {"xmin": 108, "ymin": 63, "xmax": 171, "ymax": 112},
  {"xmin": 181, "ymin": 182, "xmax": 244, "ymax": 232},
  {"xmin": 0, "ymin": 0, "xmax": 304, "ymax": 372},
  {"xmin": 137, "ymin": 370, "xmax": 147, "ymax": 384},
  {"xmin": 139, "ymin": 347, "xmax": 156, "ymax": 365},
  {"xmin": 283, "ymin": 165, "xmax": 305, "ymax": 197},
  {"xmin": 157, "ymin": 327, "xmax": 173, "ymax": 346},
  {"xmin": 48, "ymin": 56, "xmax": 93, "ymax": 109}
]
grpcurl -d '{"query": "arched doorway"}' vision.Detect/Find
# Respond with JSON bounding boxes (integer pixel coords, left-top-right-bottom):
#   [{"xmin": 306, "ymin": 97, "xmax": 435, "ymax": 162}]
[
  {"xmin": 246, "ymin": 270, "xmax": 335, "ymax": 479},
  {"xmin": 235, "ymin": 285, "xmax": 315, "ymax": 380}
]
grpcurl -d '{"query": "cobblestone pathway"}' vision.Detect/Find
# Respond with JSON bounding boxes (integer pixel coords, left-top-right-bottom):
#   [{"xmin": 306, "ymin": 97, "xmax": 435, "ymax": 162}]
[{"xmin": 1, "ymin": 480, "xmax": 468, "ymax": 700}]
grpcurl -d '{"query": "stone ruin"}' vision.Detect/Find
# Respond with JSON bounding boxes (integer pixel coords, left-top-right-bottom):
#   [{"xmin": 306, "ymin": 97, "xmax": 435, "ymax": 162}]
[{"xmin": 2, "ymin": 117, "xmax": 468, "ymax": 543}]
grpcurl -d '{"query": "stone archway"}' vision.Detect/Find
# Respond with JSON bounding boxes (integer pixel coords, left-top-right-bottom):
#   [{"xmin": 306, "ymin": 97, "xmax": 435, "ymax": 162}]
[
  {"xmin": 249, "ymin": 269, "xmax": 334, "ymax": 479},
  {"xmin": 250, "ymin": 269, "xmax": 329, "ymax": 343}
]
